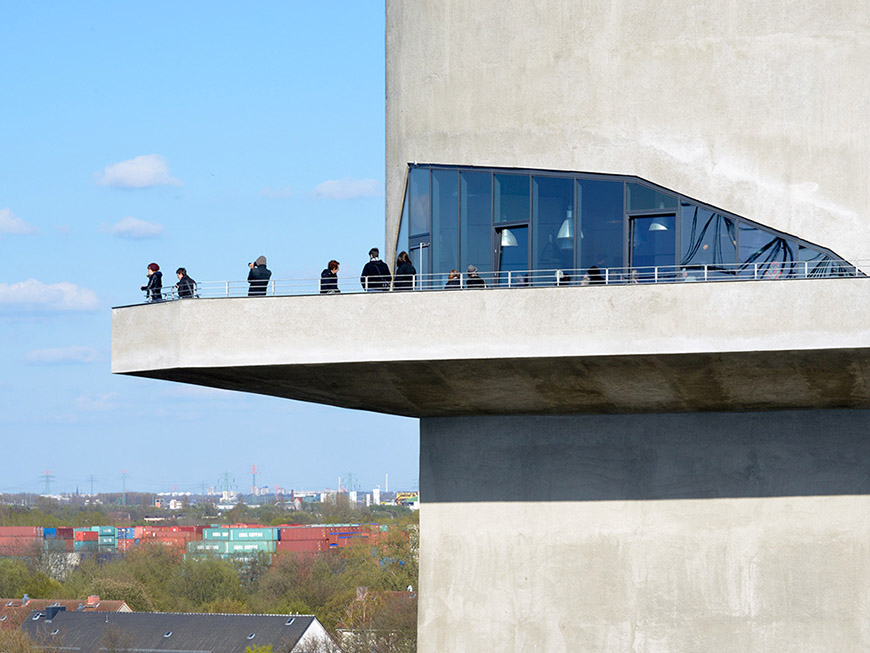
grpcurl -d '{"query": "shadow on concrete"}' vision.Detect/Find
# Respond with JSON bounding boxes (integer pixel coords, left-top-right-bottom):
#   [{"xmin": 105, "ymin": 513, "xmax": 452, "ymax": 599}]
[{"xmin": 421, "ymin": 409, "xmax": 870, "ymax": 501}]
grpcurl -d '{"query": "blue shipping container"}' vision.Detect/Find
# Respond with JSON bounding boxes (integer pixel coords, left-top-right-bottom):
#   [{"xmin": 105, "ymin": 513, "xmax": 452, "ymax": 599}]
[{"xmin": 43, "ymin": 528, "xmax": 57, "ymax": 539}]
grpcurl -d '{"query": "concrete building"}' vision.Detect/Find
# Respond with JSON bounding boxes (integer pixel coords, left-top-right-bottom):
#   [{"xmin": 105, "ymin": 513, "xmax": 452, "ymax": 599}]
[{"xmin": 113, "ymin": 2, "xmax": 870, "ymax": 651}]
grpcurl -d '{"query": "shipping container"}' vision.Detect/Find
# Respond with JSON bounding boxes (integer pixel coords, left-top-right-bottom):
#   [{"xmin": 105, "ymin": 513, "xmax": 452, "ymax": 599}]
[
  {"xmin": 90, "ymin": 526, "xmax": 116, "ymax": 536},
  {"xmin": 98, "ymin": 536, "xmax": 116, "ymax": 546},
  {"xmin": 74, "ymin": 531, "xmax": 98, "ymax": 542},
  {"xmin": 279, "ymin": 527, "xmax": 330, "ymax": 541},
  {"xmin": 74, "ymin": 541, "xmax": 98, "ymax": 551},
  {"xmin": 225, "ymin": 540, "xmax": 276, "ymax": 553},
  {"xmin": 229, "ymin": 527, "xmax": 278, "ymax": 541},
  {"xmin": 203, "ymin": 528, "xmax": 230, "ymax": 540},
  {"xmin": 276, "ymin": 539, "xmax": 326, "ymax": 553},
  {"xmin": 0, "ymin": 527, "xmax": 43, "ymax": 538},
  {"xmin": 43, "ymin": 528, "xmax": 57, "ymax": 539},
  {"xmin": 117, "ymin": 527, "xmax": 135, "ymax": 540},
  {"xmin": 187, "ymin": 541, "xmax": 229, "ymax": 554},
  {"xmin": 44, "ymin": 539, "xmax": 74, "ymax": 552},
  {"xmin": 56, "ymin": 527, "xmax": 74, "ymax": 539}
]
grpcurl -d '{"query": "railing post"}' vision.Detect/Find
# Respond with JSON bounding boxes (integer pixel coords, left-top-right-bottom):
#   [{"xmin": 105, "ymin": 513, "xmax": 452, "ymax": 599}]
[
  {"xmin": 654, "ymin": 267, "xmax": 658, "ymax": 283},
  {"xmin": 225, "ymin": 281, "xmax": 229, "ymax": 297},
  {"xmin": 508, "ymin": 271, "xmax": 512, "ymax": 287},
  {"xmin": 804, "ymin": 261, "xmax": 809, "ymax": 278},
  {"xmin": 271, "ymin": 280, "xmax": 276, "ymax": 296},
  {"xmin": 365, "ymin": 276, "xmax": 369, "ymax": 291},
  {"xmin": 754, "ymin": 263, "xmax": 758, "ymax": 280},
  {"xmin": 412, "ymin": 274, "xmax": 416, "ymax": 290},
  {"xmin": 605, "ymin": 268, "xmax": 610, "ymax": 285},
  {"xmin": 704, "ymin": 265, "xmax": 708, "ymax": 281}
]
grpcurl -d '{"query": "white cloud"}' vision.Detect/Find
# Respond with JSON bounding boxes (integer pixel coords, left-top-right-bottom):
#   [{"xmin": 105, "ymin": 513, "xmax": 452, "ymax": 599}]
[
  {"xmin": 74, "ymin": 393, "xmax": 117, "ymax": 412},
  {"xmin": 101, "ymin": 216, "xmax": 164, "ymax": 239},
  {"xmin": 26, "ymin": 346, "xmax": 99, "ymax": 364},
  {"xmin": 0, "ymin": 279, "xmax": 100, "ymax": 314},
  {"xmin": 259, "ymin": 186, "xmax": 293, "ymax": 199},
  {"xmin": 96, "ymin": 154, "xmax": 181, "ymax": 188},
  {"xmin": 0, "ymin": 208, "xmax": 38, "ymax": 235},
  {"xmin": 312, "ymin": 178, "xmax": 382, "ymax": 200}
]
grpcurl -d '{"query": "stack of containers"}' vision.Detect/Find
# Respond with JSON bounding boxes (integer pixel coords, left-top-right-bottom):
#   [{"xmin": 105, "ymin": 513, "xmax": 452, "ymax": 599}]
[
  {"xmin": 0, "ymin": 526, "xmax": 43, "ymax": 556},
  {"xmin": 116, "ymin": 527, "xmax": 137, "ymax": 552},
  {"xmin": 92, "ymin": 526, "xmax": 117, "ymax": 552},
  {"xmin": 73, "ymin": 528, "xmax": 98, "ymax": 553},
  {"xmin": 42, "ymin": 527, "xmax": 74, "ymax": 553},
  {"xmin": 185, "ymin": 526, "xmax": 277, "ymax": 562},
  {"xmin": 140, "ymin": 525, "xmax": 197, "ymax": 551}
]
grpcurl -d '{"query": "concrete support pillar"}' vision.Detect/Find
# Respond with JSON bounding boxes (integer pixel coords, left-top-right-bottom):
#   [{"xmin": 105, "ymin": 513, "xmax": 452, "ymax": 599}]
[{"xmin": 419, "ymin": 411, "xmax": 870, "ymax": 652}]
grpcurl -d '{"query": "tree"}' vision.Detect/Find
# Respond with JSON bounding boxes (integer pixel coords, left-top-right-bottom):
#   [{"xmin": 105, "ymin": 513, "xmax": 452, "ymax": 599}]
[
  {"xmin": 177, "ymin": 557, "xmax": 243, "ymax": 608},
  {"xmin": 85, "ymin": 577, "xmax": 156, "ymax": 612}
]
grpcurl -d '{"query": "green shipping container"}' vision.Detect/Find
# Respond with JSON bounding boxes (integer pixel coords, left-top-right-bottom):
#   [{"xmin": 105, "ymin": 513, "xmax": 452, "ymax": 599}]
[
  {"xmin": 74, "ymin": 541, "xmax": 98, "ymax": 551},
  {"xmin": 91, "ymin": 526, "xmax": 116, "ymax": 536},
  {"xmin": 226, "ymin": 540, "xmax": 276, "ymax": 553},
  {"xmin": 98, "ymin": 536, "xmax": 116, "ymax": 546},
  {"xmin": 187, "ymin": 541, "xmax": 229, "ymax": 554},
  {"xmin": 203, "ymin": 528, "xmax": 230, "ymax": 540},
  {"xmin": 228, "ymin": 528, "xmax": 278, "ymax": 541}
]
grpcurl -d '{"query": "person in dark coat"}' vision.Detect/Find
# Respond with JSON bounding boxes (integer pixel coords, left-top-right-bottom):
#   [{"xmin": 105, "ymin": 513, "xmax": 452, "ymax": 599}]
[
  {"xmin": 465, "ymin": 264, "xmax": 487, "ymax": 289},
  {"xmin": 176, "ymin": 267, "xmax": 197, "ymax": 299},
  {"xmin": 587, "ymin": 265, "xmax": 605, "ymax": 285},
  {"xmin": 393, "ymin": 251, "xmax": 417, "ymax": 291},
  {"xmin": 140, "ymin": 262, "xmax": 163, "ymax": 301},
  {"xmin": 320, "ymin": 260, "xmax": 340, "ymax": 294},
  {"xmin": 248, "ymin": 256, "xmax": 271, "ymax": 296},
  {"xmin": 444, "ymin": 269, "xmax": 461, "ymax": 290},
  {"xmin": 360, "ymin": 247, "xmax": 392, "ymax": 291}
]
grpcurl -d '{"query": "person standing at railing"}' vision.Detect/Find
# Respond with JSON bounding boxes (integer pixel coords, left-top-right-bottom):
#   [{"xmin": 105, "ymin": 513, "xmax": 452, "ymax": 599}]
[
  {"xmin": 466, "ymin": 264, "xmax": 487, "ymax": 289},
  {"xmin": 444, "ymin": 269, "xmax": 461, "ymax": 290},
  {"xmin": 176, "ymin": 268, "xmax": 197, "ymax": 298},
  {"xmin": 248, "ymin": 256, "xmax": 272, "ymax": 296},
  {"xmin": 320, "ymin": 260, "xmax": 340, "ymax": 294},
  {"xmin": 140, "ymin": 263, "xmax": 163, "ymax": 302},
  {"xmin": 360, "ymin": 247, "xmax": 391, "ymax": 291},
  {"xmin": 394, "ymin": 251, "xmax": 417, "ymax": 291}
]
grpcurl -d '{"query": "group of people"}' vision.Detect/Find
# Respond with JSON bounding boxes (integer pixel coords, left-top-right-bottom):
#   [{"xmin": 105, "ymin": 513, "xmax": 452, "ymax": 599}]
[
  {"xmin": 140, "ymin": 248, "xmax": 493, "ymax": 302},
  {"xmin": 140, "ymin": 263, "xmax": 197, "ymax": 302}
]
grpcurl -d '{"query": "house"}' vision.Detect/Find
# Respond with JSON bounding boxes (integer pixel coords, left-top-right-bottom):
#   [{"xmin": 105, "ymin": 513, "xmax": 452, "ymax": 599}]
[
  {"xmin": 21, "ymin": 609, "xmax": 336, "ymax": 652},
  {"xmin": 0, "ymin": 595, "xmax": 130, "ymax": 631}
]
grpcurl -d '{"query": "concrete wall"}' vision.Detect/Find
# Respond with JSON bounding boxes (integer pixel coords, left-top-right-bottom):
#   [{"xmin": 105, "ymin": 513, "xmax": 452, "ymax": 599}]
[
  {"xmin": 420, "ymin": 411, "xmax": 870, "ymax": 651},
  {"xmin": 386, "ymin": 0, "xmax": 870, "ymax": 265}
]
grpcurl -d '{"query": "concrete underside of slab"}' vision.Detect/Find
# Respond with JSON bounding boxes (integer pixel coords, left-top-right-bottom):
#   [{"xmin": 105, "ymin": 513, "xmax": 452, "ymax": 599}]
[
  {"xmin": 128, "ymin": 347, "xmax": 870, "ymax": 417},
  {"xmin": 113, "ymin": 279, "xmax": 870, "ymax": 417},
  {"xmin": 419, "ymin": 411, "xmax": 870, "ymax": 652}
]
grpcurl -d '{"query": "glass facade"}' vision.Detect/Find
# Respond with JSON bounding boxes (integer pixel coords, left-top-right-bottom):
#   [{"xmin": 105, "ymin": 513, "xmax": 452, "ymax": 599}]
[{"xmin": 399, "ymin": 164, "xmax": 847, "ymax": 285}]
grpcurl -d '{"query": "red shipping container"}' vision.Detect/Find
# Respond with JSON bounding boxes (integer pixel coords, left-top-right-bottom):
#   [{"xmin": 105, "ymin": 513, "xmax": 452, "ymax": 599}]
[
  {"xmin": 276, "ymin": 540, "xmax": 325, "ymax": 553},
  {"xmin": 56, "ymin": 527, "xmax": 74, "ymax": 539},
  {"xmin": 74, "ymin": 531, "xmax": 98, "ymax": 541},
  {"xmin": 0, "ymin": 526, "xmax": 41, "ymax": 537},
  {"xmin": 280, "ymin": 527, "xmax": 328, "ymax": 541}
]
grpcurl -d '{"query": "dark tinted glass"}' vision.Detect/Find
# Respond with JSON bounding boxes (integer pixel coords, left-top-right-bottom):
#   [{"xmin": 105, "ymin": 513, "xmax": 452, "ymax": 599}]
[
  {"xmin": 497, "ymin": 226, "xmax": 529, "ymax": 285},
  {"xmin": 494, "ymin": 174, "xmax": 530, "ymax": 223},
  {"xmin": 460, "ymin": 171, "xmax": 492, "ymax": 273},
  {"xmin": 738, "ymin": 223, "xmax": 795, "ymax": 278},
  {"xmin": 797, "ymin": 244, "xmax": 852, "ymax": 277},
  {"xmin": 409, "ymin": 168, "xmax": 431, "ymax": 236},
  {"xmin": 680, "ymin": 204, "xmax": 737, "ymax": 277},
  {"xmin": 432, "ymin": 170, "xmax": 459, "ymax": 282},
  {"xmin": 627, "ymin": 184, "xmax": 678, "ymax": 211},
  {"xmin": 578, "ymin": 180, "xmax": 624, "ymax": 270},
  {"xmin": 631, "ymin": 216, "xmax": 676, "ymax": 274},
  {"xmin": 532, "ymin": 176, "xmax": 574, "ymax": 276}
]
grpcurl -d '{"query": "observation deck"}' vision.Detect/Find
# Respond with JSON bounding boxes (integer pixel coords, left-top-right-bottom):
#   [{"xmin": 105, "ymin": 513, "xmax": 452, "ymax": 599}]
[{"xmin": 112, "ymin": 270, "xmax": 870, "ymax": 417}]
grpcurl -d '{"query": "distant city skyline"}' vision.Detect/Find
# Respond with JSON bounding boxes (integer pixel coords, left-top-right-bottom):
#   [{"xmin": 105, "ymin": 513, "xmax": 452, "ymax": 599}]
[{"xmin": 0, "ymin": 2, "xmax": 419, "ymax": 493}]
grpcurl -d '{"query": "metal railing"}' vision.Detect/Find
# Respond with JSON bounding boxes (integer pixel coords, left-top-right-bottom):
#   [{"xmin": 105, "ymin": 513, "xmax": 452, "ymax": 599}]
[{"xmin": 138, "ymin": 259, "xmax": 866, "ymax": 303}]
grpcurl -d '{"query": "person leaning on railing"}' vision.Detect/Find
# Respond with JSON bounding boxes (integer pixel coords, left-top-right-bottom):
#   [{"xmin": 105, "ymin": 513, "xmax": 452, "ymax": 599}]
[{"xmin": 465, "ymin": 265, "xmax": 486, "ymax": 289}]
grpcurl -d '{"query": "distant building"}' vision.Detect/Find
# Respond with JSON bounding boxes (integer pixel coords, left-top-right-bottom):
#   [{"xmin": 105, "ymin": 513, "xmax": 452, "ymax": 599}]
[
  {"xmin": 0, "ymin": 596, "xmax": 130, "ymax": 631},
  {"xmin": 21, "ymin": 610, "xmax": 336, "ymax": 653}
]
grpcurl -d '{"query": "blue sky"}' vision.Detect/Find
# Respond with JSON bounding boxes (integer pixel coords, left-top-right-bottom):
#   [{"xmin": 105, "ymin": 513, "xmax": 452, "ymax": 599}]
[{"xmin": 0, "ymin": 2, "xmax": 419, "ymax": 495}]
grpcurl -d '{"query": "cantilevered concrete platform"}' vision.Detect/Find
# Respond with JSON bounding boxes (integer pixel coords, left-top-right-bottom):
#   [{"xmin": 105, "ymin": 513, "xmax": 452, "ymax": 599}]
[{"xmin": 112, "ymin": 278, "xmax": 870, "ymax": 416}]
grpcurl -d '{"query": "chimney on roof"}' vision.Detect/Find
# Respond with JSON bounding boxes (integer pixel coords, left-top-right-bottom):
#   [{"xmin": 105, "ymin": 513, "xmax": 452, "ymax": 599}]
[
  {"xmin": 45, "ymin": 606, "xmax": 66, "ymax": 621},
  {"xmin": 22, "ymin": 594, "xmax": 30, "ymax": 606},
  {"xmin": 87, "ymin": 595, "xmax": 100, "ymax": 605}
]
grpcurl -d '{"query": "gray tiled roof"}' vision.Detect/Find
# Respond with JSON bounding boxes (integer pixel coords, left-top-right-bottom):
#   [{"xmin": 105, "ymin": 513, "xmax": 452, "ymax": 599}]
[{"xmin": 22, "ymin": 610, "xmax": 318, "ymax": 652}]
